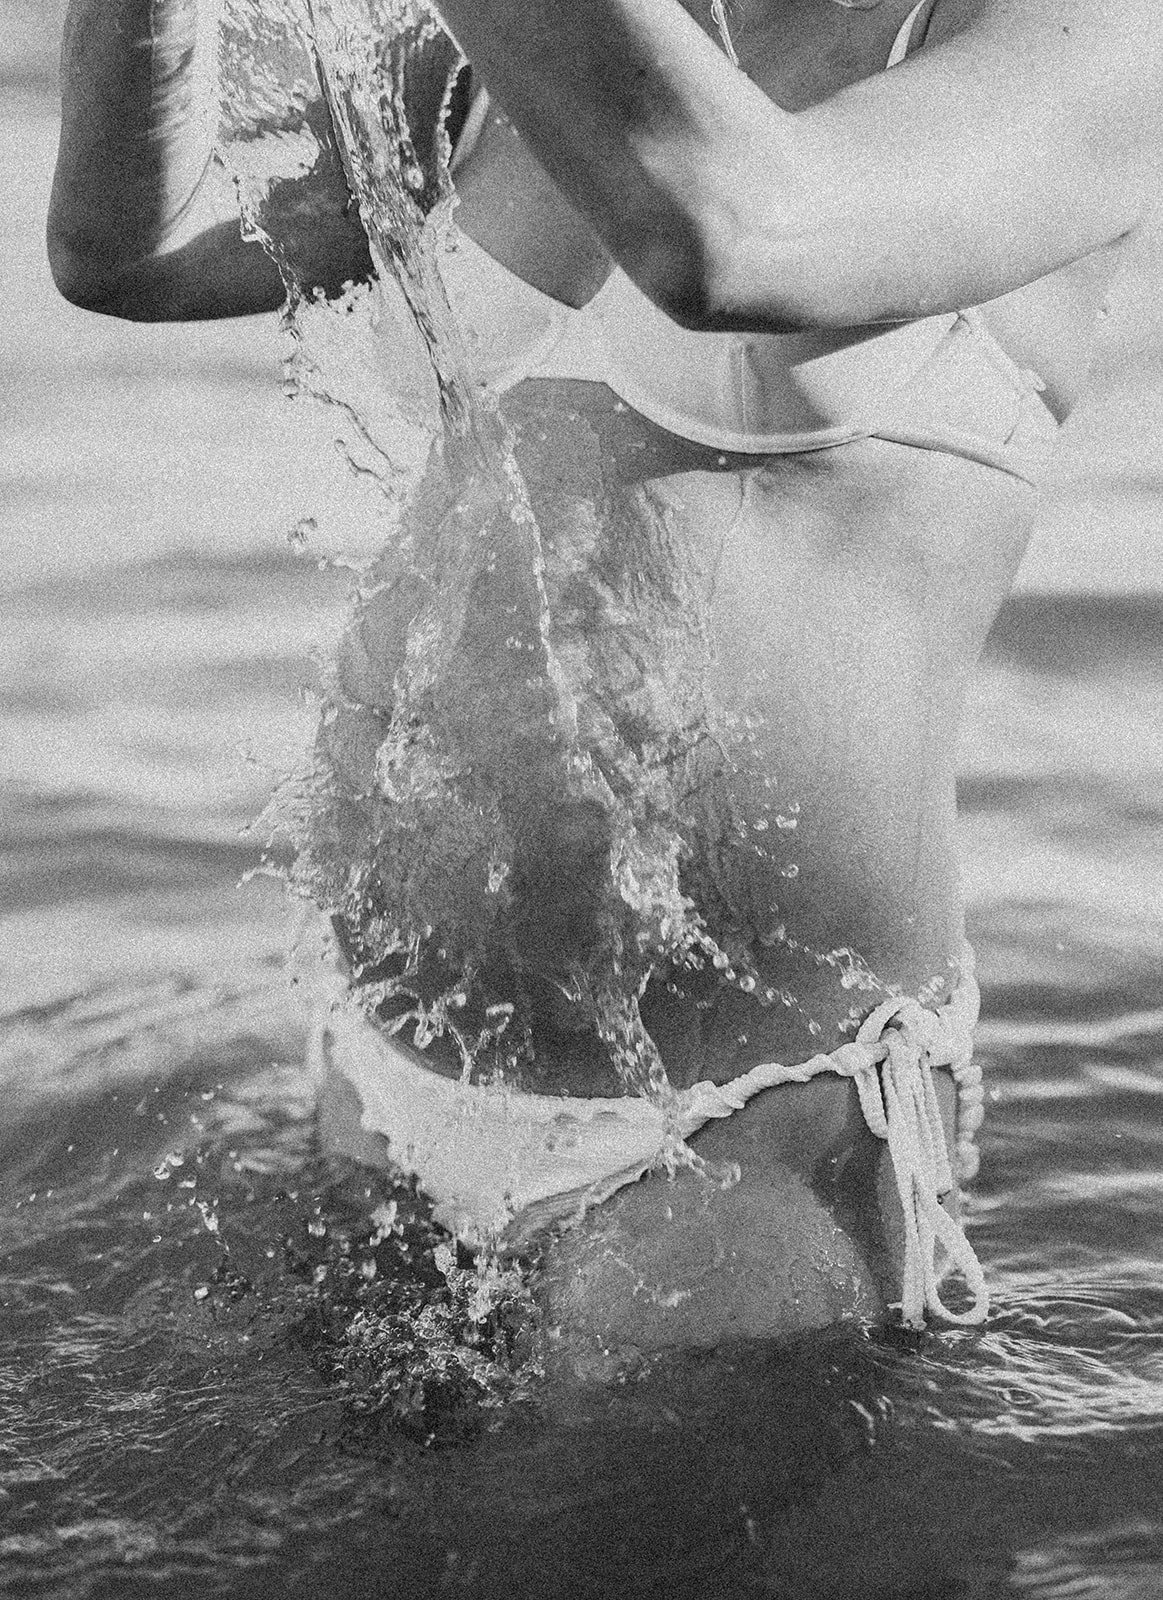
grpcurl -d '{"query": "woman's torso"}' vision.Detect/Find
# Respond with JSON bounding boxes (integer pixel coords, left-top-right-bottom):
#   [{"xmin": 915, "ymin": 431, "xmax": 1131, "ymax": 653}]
[
  {"xmin": 442, "ymin": 0, "xmax": 1122, "ymax": 1017},
  {"xmin": 332, "ymin": 0, "xmax": 1126, "ymax": 1093}
]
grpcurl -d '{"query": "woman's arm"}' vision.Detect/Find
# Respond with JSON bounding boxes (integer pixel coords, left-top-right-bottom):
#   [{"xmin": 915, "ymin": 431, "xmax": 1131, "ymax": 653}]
[
  {"xmin": 434, "ymin": 0, "xmax": 1163, "ymax": 330},
  {"xmin": 47, "ymin": 0, "xmax": 371, "ymax": 320}
]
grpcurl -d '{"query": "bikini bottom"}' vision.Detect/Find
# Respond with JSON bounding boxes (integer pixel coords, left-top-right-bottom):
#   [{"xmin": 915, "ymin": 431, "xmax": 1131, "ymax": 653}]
[{"xmin": 315, "ymin": 946, "xmax": 988, "ymax": 1330}]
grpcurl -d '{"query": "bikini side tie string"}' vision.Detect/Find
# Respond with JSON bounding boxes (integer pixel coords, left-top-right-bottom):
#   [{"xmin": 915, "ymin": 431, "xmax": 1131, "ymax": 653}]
[
  {"xmin": 842, "ymin": 995, "xmax": 989, "ymax": 1329},
  {"xmin": 676, "ymin": 970, "xmax": 989, "ymax": 1330},
  {"xmin": 324, "ymin": 908, "xmax": 988, "ymax": 1325}
]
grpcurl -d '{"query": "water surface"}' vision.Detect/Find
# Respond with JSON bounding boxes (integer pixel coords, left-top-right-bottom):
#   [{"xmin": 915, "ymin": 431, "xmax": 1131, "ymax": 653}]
[{"xmin": 2, "ymin": 58, "xmax": 1162, "ymax": 1600}]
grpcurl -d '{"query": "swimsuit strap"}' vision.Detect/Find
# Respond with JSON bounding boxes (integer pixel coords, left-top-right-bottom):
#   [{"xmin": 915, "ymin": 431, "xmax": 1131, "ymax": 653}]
[
  {"xmin": 886, "ymin": 0, "xmax": 931, "ymax": 67},
  {"xmin": 676, "ymin": 951, "xmax": 988, "ymax": 1330}
]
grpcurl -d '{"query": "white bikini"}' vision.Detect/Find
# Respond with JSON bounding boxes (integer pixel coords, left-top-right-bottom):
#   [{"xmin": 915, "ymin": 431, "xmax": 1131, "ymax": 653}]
[
  {"xmin": 322, "ymin": 1, "xmax": 999, "ymax": 1331},
  {"xmin": 319, "ymin": 944, "xmax": 988, "ymax": 1328},
  {"xmin": 440, "ymin": 0, "xmax": 1058, "ymax": 481}
]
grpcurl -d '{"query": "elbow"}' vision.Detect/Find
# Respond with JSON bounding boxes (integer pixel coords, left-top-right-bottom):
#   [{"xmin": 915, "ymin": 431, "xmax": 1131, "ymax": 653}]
[
  {"xmin": 49, "ymin": 270, "xmax": 123, "ymax": 318},
  {"xmin": 623, "ymin": 234, "xmax": 722, "ymax": 332},
  {"xmin": 611, "ymin": 201, "xmax": 741, "ymax": 332},
  {"xmin": 634, "ymin": 243, "xmax": 901, "ymax": 335},
  {"xmin": 613, "ymin": 198, "xmax": 846, "ymax": 336},
  {"xmin": 640, "ymin": 260, "xmax": 727, "ymax": 333},
  {"xmin": 46, "ymin": 214, "xmax": 186, "ymax": 321},
  {"xmin": 46, "ymin": 234, "xmax": 100, "ymax": 312},
  {"xmin": 47, "ymin": 228, "xmax": 136, "ymax": 319},
  {"xmin": 48, "ymin": 250, "xmax": 183, "ymax": 323}
]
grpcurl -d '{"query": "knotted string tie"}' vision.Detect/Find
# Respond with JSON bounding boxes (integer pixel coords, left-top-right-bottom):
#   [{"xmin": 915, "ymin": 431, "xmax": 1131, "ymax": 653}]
[
  {"xmin": 835, "ymin": 996, "xmax": 988, "ymax": 1329},
  {"xmin": 676, "ymin": 964, "xmax": 988, "ymax": 1330}
]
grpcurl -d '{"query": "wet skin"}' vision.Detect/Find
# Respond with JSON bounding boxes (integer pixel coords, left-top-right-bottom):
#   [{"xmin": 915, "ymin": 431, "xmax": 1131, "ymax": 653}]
[
  {"xmin": 47, "ymin": 0, "xmax": 1136, "ymax": 1350},
  {"xmin": 323, "ymin": 3, "xmax": 1127, "ymax": 1353}
]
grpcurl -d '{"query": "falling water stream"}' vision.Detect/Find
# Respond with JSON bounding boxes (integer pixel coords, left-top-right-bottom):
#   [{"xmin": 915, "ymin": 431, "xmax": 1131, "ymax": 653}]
[{"xmin": 215, "ymin": 0, "xmax": 771, "ymax": 1112}]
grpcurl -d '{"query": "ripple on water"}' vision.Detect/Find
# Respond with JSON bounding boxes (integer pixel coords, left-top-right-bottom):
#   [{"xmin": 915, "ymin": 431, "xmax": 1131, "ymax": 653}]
[
  {"xmin": 0, "ymin": 851, "xmax": 1160, "ymax": 1599},
  {"xmin": 1009, "ymin": 1519, "xmax": 1163, "ymax": 1599},
  {"xmin": 0, "ymin": 959, "xmax": 1161, "ymax": 1599}
]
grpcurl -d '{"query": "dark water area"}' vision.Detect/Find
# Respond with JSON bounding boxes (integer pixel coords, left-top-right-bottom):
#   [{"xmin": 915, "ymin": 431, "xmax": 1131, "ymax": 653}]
[{"xmin": 1, "ymin": 548, "xmax": 1161, "ymax": 1598}]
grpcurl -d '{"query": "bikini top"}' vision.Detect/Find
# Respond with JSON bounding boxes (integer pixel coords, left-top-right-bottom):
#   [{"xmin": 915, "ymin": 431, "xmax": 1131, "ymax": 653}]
[{"xmin": 440, "ymin": 1, "xmax": 1060, "ymax": 482}]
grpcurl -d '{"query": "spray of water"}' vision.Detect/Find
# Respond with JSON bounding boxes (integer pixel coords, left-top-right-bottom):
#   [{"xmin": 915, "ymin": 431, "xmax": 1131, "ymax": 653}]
[{"xmin": 214, "ymin": 0, "xmax": 788, "ymax": 1116}]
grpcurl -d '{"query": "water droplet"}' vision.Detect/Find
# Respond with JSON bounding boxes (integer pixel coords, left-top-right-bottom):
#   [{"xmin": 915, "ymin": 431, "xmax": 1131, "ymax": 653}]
[{"xmin": 370, "ymin": 1202, "xmax": 398, "ymax": 1244}]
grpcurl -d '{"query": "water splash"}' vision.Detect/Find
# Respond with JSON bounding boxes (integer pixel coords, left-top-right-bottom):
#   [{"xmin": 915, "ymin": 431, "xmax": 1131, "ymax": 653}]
[{"xmin": 214, "ymin": 0, "xmax": 761, "ymax": 1109}]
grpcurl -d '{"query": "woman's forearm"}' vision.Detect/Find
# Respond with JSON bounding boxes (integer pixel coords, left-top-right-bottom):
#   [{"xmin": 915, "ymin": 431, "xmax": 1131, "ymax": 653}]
[
  {"xmin": 434, "ymin": 0, "xmax": 790, "ymax": 324},
  {"xmin": 434, "ymin": 0, "xmax": 1160, "ymax": 331}
]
